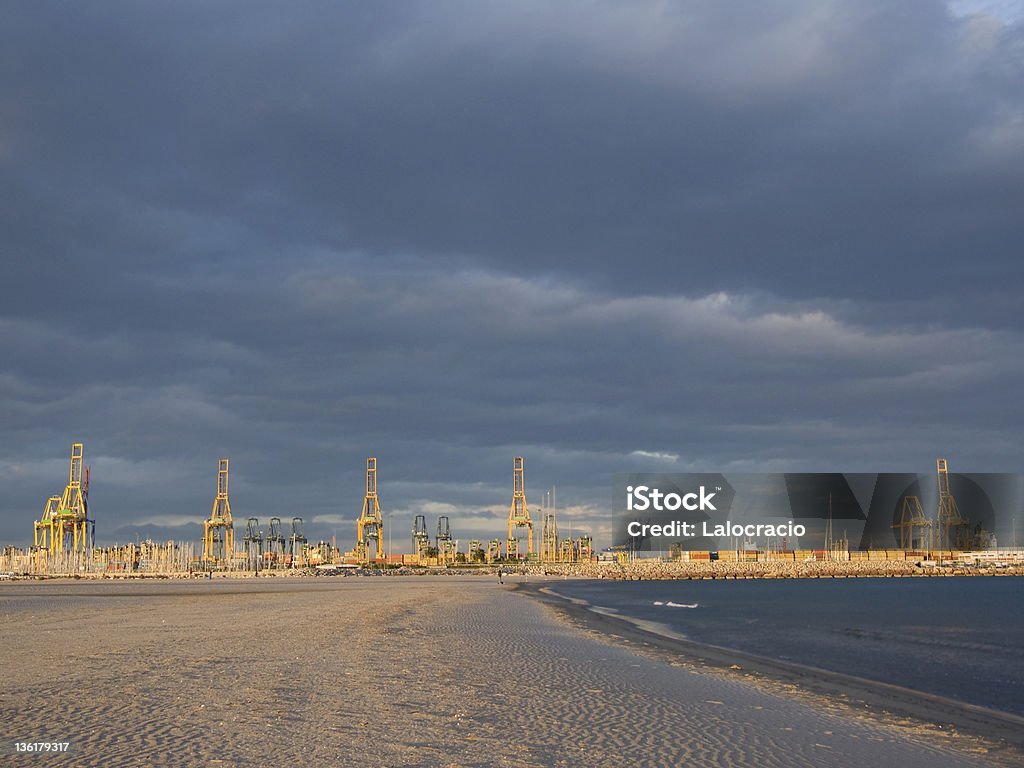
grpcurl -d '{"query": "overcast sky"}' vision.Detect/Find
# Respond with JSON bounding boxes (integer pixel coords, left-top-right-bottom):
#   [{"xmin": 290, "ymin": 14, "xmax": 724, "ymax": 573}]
[{"xmin": 2, "ymin": 1, "xmax": 1022, "ymax": 550}]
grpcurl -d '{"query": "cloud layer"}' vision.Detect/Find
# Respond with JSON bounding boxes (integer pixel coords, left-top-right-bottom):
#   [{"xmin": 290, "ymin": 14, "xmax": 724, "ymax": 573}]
[{"xmin": 1, "ymin": 2, "xmax": 1021, "ymax": 547}]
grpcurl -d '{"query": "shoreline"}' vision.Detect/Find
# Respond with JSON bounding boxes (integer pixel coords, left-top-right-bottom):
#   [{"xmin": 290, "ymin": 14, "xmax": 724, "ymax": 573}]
[{"xmin": 516, "ymin": 578, "xmax": 1024, "ymax": 757}]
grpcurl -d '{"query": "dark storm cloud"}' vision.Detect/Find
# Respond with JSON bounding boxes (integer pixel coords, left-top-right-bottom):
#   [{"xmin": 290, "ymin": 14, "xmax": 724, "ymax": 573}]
[
  {"xmin": 5, "ymin": 2, "xmax": 1023, "ymax": 306},
  {"xmin": 1, "ymin": 2, "xmax": 1022, "ymax": 547}
]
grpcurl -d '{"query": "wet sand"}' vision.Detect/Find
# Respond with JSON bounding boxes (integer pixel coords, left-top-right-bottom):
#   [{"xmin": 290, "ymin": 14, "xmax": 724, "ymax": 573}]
[{"xmin": 1, "ymin": 576, "xmax": 1019, "ymax": 767}]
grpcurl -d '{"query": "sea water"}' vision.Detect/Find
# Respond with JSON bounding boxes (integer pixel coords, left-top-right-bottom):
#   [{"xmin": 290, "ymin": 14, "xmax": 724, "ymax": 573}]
[{"xmin": 551, "ymin": 576, "xmax": 1024, "ymax": 715}]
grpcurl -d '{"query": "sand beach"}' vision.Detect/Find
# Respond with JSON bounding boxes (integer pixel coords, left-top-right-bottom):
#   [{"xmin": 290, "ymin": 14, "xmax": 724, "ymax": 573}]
[{"xmin": 2, "ymin": 576, "xmax": 1020, "ymax": 767}]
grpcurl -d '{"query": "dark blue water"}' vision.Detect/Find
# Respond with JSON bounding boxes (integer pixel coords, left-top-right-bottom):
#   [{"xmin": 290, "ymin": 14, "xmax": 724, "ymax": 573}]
[{"xmin": 551, "ymin": 577, "xmax": 1024, "ymax": 715}]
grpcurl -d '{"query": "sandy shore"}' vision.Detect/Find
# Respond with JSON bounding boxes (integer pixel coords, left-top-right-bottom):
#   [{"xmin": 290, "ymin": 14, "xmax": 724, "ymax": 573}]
[{"xmin": 1, "ymin": 576, "xmax": 1019, "ymax": 767}]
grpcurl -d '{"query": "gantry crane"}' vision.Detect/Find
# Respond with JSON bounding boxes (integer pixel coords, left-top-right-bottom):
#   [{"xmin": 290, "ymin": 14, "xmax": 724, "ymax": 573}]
[
  {"xmin": 577, "ymin": 535, "xmax": 593, "ymax": 561},
  {"xmin": 936, "ymin": 458, "xmax": 969, "ymax": 550},
  {"xmin": 266, "ymin": 517, "xmax": 286, "ymax": 563},
  {"xmin": 243, "ymin": 517, "xmax": 263, "ymax": 568},
  {"xmin": 486, "ymin": 539, "xmax": 502, "ymax": 563},
  {"xmin": 893, "ymin": 495, "xmax": 932, "ymax": 549},
  {"xmin": 356, "ymin": 458, "xmax": 384, "ymax": 562},
  {"xmin": 203, "ymin": 458, "xmax": 235, "ymax": 563},
  {"xmin": 288, "ymin": 517, "xmax": 307, "ymax": 566},
  {"xmin": 33, "ymin": 496, "xmax": 61, "ymax": 551},
  {"xmin": 559, "ymin": 537, "xmax": 576, "ymax": 562},
  {"xmin": 33, "ymin": 443, "xmax": 94, "ymax": 556},
  {"xmin": 507, "ymin": 456, "xmax": 533, "ymax": 560},
  {"xmin": 541, "ymin": 511, "xmax": 558, "ymax": 561},
  {"xmin": 412, "ymin": 514, "xmax": 430, "ymax": 561},
  {"xmin": 437, "ymin": 515, "xmax": 454, "ymax": 564}
]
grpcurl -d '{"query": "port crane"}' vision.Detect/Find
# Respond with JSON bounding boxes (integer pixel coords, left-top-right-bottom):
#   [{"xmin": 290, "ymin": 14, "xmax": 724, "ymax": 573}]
[
  {"xmin": 33, "ymin": 443, "xmax": 94, "ymax": 555},
  {"xmin": 203, "ymin": 458, "xmax": 235, "ymax": 563},
  {"xmin": 356, "ymin": 458, "xmax": 384, "ymax": 562},
  {"xmin": 936, "ymin": 458, "xmax": 969, "ymax": 550},
  {"xmin": 506, "ymin": 456, "xmax": 533, "ymax": 559}
]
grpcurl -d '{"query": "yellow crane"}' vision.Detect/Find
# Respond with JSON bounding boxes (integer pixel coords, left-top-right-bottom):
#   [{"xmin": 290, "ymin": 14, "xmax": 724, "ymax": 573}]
[
  {"xmin": 33, "ymin": 496, "xmax": 61, "ymax": 551},
  {"xmin": 507, "ymin": 456, "xmax": 533, "ymax": 559},
  {"xmin": 936, "ymin": 458, "xmax": 969, "ymax": 551},
  {"xmin": 893, "ymin": 495, "xmax": 932, "ymax": 549},
  {"xmin": 356, "ymin": 458, "xmax": 384, "ymax": 562},
  {"xmin": 486, "ymin": 539, "xmax": 502, "ymax": 563},
  {"xmin": 33, "ymin": 443, "xmax": 93, "ymax": 555},
  {"xmin": 203, "ymin": 458, "xmax": 235, "ymax": 563}
]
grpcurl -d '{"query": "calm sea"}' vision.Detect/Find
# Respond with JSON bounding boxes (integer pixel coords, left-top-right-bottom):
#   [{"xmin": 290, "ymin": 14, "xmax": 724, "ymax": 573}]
[{"xmin": 550, "ymin": 576, "xmax": 1024, "ymax": 715}]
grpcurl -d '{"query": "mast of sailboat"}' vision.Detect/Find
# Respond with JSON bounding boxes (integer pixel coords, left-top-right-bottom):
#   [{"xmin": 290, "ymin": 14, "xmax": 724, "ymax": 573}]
[{"xmin": 825, "ymin": 493, "xmax": 834, "ymax": 557}]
